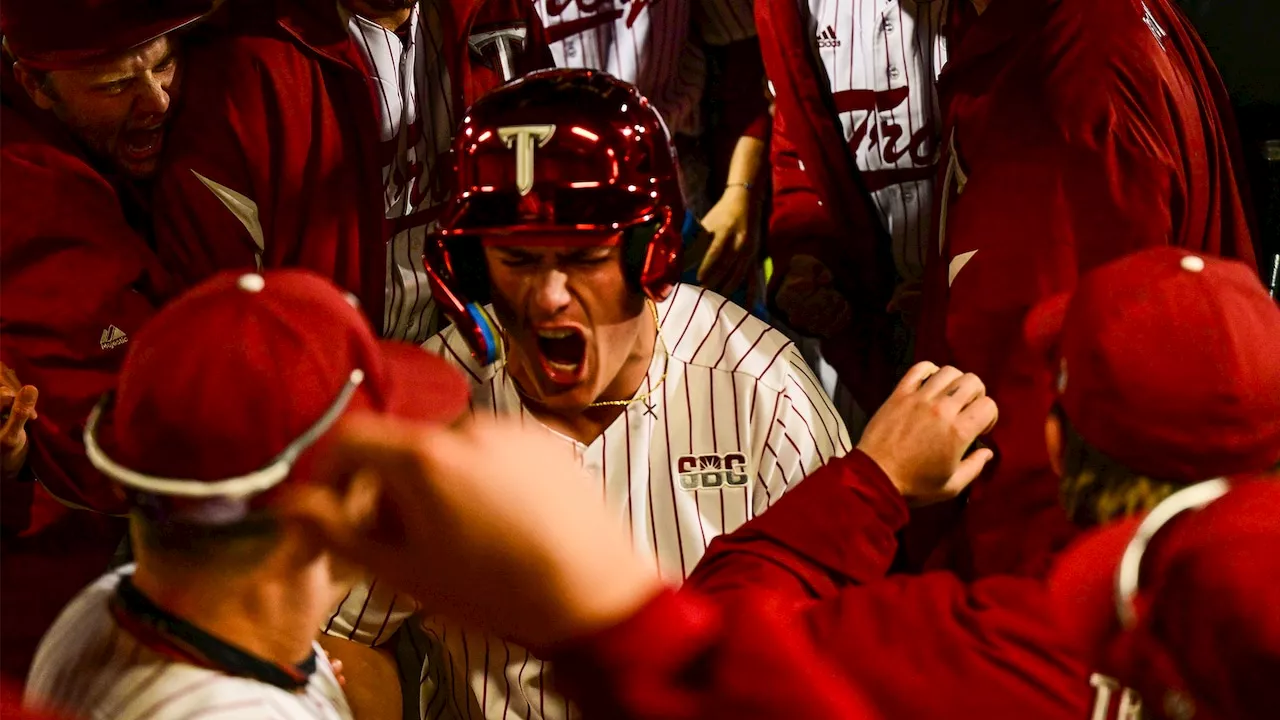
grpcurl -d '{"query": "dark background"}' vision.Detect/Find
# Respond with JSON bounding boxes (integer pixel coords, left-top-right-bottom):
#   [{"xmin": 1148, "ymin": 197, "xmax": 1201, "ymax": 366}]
[{"xmin": 1178, "ymin": 0, "xmax": 1280, "ymax": 293}]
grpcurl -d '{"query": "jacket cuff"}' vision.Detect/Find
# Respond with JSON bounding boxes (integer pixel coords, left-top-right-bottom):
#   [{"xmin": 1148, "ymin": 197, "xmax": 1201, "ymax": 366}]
[
  {"xmin": 742, "ymin": 111, "xmax": 771, "ymax": 141},
  {"xmin": 734, "ymin": 448, "xmax": 909, "ymax": 582}
]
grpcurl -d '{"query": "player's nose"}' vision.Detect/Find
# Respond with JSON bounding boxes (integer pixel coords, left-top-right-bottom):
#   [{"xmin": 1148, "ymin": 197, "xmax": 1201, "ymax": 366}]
[
  {"xmin": 133, "ymin": 75, "xmax": 172, "ymax": 121},
  {"xmin": 530, "ymin": 269, "xmax": 572, "ymax": 316}
]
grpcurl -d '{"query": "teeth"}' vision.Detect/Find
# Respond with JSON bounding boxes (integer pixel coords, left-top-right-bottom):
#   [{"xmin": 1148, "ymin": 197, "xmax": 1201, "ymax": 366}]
[
  {"xmin": 546, "ymin": 360, "xmax": 579, "ymax": 372},
  {"xmin": 537, "ymin": 329, "xmax": 575, "ymax": 339}
]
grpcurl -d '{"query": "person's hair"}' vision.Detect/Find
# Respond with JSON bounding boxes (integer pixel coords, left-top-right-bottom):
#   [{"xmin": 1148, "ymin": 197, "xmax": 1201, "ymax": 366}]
[
  {"xmin": 1055, "ymin": 407, "xmax": 1183, "ymax": 527},
  {"xmin": 1056, "ymin": 407, "xmax": 1280, "ymax": 527},
  {"xmin": 132, "ymin": 508, "xmax": 282, "ymax": 572}
]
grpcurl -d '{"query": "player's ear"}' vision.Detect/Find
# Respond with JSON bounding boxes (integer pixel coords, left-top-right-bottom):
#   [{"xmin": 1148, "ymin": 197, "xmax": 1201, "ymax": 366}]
[
  {"xmin": 275, "ymin": 468, "xmax": 382, "ymax": 558},
  {"xmin": 12, "ymin": 61, "xmax": 58, "ymax": 111},
  {"xmin": 1045, "ymin": 412, "xmax": 1066, "ymax": 478}
]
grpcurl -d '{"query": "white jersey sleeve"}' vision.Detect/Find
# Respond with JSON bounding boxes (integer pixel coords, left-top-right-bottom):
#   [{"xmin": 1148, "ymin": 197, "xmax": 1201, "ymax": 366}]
[
  {"xmin": 26, "ymin": 568, "xmax": 352, "ymax": 720},
  {"xmin": 752, "ymin": 342, "xmax": 852, "ymax": 515},
  {"xmin": 322, "ymin": 578, "xmax": 418, "ymax": 647}
]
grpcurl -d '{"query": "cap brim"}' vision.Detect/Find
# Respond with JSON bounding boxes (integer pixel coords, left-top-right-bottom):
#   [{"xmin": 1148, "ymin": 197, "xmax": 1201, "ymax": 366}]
[
  {"xmin": 1023, "ymin": 291, "xmax": 1072, "ymax": 360},
  {"xmin": 14, "ymin": 5, "xmax": 209, "ymax": 71},
  {"xmin": 376, "ymin": 340, "xmax": 472, "ymax": 426}
]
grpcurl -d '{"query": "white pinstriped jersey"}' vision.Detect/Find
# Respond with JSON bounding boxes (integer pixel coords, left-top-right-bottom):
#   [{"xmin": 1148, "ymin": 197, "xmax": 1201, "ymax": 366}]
[
  {"xmin": 536, "ymin": 0, "xmax": 755, "ymax": 137},
  {"xmin": 345, "ymin": 2, "xmax": 457, "ymax": 343},
  {"xmin": 325, "ymin": 284, "xmax": 850, "ymax": 720},
  {"xmin": 25, "ymin": 567, "xmax": 351, "ymax": 720},
  {"xmin": 805, "ymin": 0, "xmax": 948, "ymax": 283}
]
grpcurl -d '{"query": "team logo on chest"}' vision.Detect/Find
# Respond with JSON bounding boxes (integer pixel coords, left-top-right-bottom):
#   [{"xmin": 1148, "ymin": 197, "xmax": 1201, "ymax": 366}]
[{"xmin": 676, "ymin": 452, "xmax": 750, "ymax": 491}]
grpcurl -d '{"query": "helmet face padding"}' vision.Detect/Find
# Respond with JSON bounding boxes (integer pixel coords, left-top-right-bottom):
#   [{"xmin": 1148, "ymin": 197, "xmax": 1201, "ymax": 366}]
[
  {"xmin": 424, "ymin": 69, "xmax": 683, "ymax": 365},
  {"xmin": 444, "ymin": 221, "xmax": 662, "ymax": 305}
]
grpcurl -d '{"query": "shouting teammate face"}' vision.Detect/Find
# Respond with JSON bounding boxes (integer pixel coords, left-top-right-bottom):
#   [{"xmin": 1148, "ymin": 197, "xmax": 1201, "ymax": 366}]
[
  {"xmin": 19, "ymin": 35, "xmax": 181, "ymax": 180},
  {"xmin": 484, "ymin": 235, "xmax": 653, "ymax": 414}
]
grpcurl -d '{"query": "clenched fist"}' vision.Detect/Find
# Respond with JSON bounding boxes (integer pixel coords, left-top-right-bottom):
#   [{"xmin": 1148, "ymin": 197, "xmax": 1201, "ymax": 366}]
[
  {"xmin": 775, "ymin": 254, "xmax": 853, "ymax": 338},
  {"xmin": 856, "ymin": 362, "xmax": 998, "ymax": 506}
]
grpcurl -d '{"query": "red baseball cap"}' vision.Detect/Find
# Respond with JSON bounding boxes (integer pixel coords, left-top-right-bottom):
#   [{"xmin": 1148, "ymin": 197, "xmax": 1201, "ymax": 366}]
[
  {"xmin": 83, "ymin": 270, "xmax": 470, "ymax": 524},
  {"xmin": 1, "ymin": 0, "xmax": 212, "ymax": 71},
  {"xmin": 1049, "ymin": 478, "xmax": 1280, "ymax": 720},
  {"xmin": 1024, "ymin": 247, "xmax": 1280, "ymax": 482}
]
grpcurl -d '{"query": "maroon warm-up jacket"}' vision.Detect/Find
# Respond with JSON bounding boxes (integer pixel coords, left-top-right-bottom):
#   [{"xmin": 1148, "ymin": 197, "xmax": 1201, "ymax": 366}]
[
  {"xmin": 151, "ymin": 0, "xmax": 552, "ymax": 331},
  {"xmin": 548, "ymin": 450, "xmax": 1091, "ymax": 719},
  {"xmin": 0, "ymin": 63, "xmax": 149, "ymax": 680},
  {"xmin": 911, "ymin": 0, "xmax": 1258, "ymax": 579}
]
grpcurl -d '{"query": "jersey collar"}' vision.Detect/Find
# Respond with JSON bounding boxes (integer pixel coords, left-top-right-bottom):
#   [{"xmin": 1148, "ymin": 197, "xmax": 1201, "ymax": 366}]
[{"xmin": 111, "ymin": 574, "xmax": 317, "ymax": 692}]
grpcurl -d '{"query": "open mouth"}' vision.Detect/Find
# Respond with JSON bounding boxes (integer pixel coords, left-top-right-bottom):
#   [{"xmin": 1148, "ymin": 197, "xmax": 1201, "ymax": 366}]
[
  {"xmin": 121, "ymin": 125, "xmax": 164, "ymax": 162},
  {"xmin": 534, "ymin": 327, "xmax": 587, "ymax": 384}
]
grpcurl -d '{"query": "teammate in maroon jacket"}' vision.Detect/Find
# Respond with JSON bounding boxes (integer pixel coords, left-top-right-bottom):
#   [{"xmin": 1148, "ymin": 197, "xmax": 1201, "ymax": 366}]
[
  {"xmin": 293, "ymin": 247, "xmax": 1278, "ymax": 719},
  {"xmin": 0, "ymin": 0, "xmax": 213, "ymax": 681},
  {"xmin": 1052, "ymin": 480, "xmax": 1279, "ymax": 720},
  {"xmin": 151, "ymin": 0, "xmax": 552, "ymax": 345},
  {"xmin": 761, "ymin": 0, "xmax": 1262, "ymax": 584},
  {"xmin": 910, "ymin": 0, "xmax": 1261, "ymax": 582}
]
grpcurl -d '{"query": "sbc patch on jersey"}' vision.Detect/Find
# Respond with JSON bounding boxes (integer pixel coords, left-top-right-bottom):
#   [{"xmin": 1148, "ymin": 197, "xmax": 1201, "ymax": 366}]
[{"xmin": 676, "ymin": 453, "xmax": 750, "ymax": 491}]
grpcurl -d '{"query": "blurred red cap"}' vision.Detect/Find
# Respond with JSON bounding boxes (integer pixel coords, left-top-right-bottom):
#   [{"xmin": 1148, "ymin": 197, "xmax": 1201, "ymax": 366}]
[
  {"xmin": 1, "ymin": 0, "xmax": 212, "ymax": 70},
  {"xmin": 84, "ymin": 270, "xmax": 470, "ymax": 524},
  {"xmin": 1050, "ymin": 478, "xmax": 1280, "ymax": 720},
  {"xmin": 1024, "ymin": 247, "xmax": 1280, "ymax": 482}
]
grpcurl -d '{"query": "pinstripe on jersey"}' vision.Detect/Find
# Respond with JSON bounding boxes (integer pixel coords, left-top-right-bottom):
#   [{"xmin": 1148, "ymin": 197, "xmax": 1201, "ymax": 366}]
[
  {"xmin": 345, "ymin": 3, "xmax": 458, "ymax": 343},
  {"xmin": 536, "ymin": 0, "xmax": 755, "ymax": 137},
  {"xmin": 24, "ymin": 567, "xmax": 351, "ymax": 720},
  {"xmin": 325, "ymin": 284, "xmax": 850, "ymax": 720},
  {"xmin": 804, "ymin": 0, "xmax": 948, "ymax": 284}
]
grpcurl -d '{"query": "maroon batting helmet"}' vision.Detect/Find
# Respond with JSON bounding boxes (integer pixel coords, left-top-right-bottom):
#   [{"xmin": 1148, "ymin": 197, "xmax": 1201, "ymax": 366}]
[{"xmin": 425, "ymin": 68, "xmax": 684, "ymax": 365}]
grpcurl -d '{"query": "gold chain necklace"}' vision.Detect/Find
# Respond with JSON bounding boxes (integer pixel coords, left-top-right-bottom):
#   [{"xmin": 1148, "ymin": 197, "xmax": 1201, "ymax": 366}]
[{"xmin": 586, "ymin": 299, "xmax": 669, "ymax": 409}]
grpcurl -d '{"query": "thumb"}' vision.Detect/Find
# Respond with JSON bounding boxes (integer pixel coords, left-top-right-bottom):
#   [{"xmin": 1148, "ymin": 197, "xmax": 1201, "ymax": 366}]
[
  {"xmin": 942, "ymin": 448, "xmax": 994, "ymax": 498},
  {"xmin": 18, "ymin": 385, "xmax": 38, "ymax": 419},
  {"xmin": 3, "ymin": 385, "xmax": 38, "ymax": 435}
]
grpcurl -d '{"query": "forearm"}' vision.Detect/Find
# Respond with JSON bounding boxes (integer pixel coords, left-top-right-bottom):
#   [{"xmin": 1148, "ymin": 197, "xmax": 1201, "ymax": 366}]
[
  {"xmin": 723, "ymin": 135, "xmax": 767, "ymax": 190},
  {"xmin": 317, "ymin": 635, "xmax": 402, "ymax": 720}
]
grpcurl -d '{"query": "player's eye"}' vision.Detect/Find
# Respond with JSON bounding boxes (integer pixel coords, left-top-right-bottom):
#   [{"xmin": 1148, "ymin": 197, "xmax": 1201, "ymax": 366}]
[
  {"xmin": 565, "ymin": 250, "xmax": 612, "ymax": 267},
  {"xmin": 94, "ymin": 79, "xmax": 130, "ymax": 95},
  {"xmin": 154, "ymin": 55, "xmax": 176, "ymax": 73},
  {"xmin": 496, "ymin": 252, "xmax": 538, "ymax": 268}
]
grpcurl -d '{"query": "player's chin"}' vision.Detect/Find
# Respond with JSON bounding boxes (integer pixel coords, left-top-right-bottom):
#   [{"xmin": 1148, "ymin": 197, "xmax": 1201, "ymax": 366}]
[{"xmin": 532, "ymin": 369, "xmax": 600, "ymax": 412}]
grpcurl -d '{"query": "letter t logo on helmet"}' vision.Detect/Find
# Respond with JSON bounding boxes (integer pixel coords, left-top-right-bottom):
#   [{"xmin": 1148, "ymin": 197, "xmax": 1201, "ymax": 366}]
[
  {"xmin": 497, "ymin": 125, "xmax": 557, "ymax": 196},
  {"xmin": 425, "ymin": 68, "xmax": 684, "ymax": 366}
]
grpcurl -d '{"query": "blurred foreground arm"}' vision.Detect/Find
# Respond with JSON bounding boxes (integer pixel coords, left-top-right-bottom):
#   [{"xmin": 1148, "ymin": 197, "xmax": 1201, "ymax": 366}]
[{"xmin": 291, "ymin": 417, "xmax": 875, "ymax": 717}]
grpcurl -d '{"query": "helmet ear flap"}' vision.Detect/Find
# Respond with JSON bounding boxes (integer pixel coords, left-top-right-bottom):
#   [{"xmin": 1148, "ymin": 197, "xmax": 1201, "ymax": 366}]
[
  {"xmin": 623, "ymin": 221, "xmax": 659, "ymax": 294},
  {"xmin": 424, "ymin": 233, "xmax": 499, "ymax": 365},
  {"xmin": 445, "ymin": 236, "xmax": 492, "ymax": 304}
]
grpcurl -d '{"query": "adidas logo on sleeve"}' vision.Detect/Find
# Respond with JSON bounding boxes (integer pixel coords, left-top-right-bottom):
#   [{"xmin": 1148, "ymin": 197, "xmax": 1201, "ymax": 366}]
[{"xmin": 816, "ymin": 25, "xmax": 841, "ymax": 48}]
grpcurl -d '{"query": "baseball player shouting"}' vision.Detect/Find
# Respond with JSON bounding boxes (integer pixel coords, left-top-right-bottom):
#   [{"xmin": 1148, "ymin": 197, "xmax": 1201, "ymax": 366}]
[
  {"xmin": 23, "ymin": 269, "xmax": 472, "ymax": 720},
  {"xmin": 324, "ymin": 68, "xmax": 849, "ymax": 720},
  {"xmin": 305, "ymin": 252, "xmax": 1280, "ymax": 720}
]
